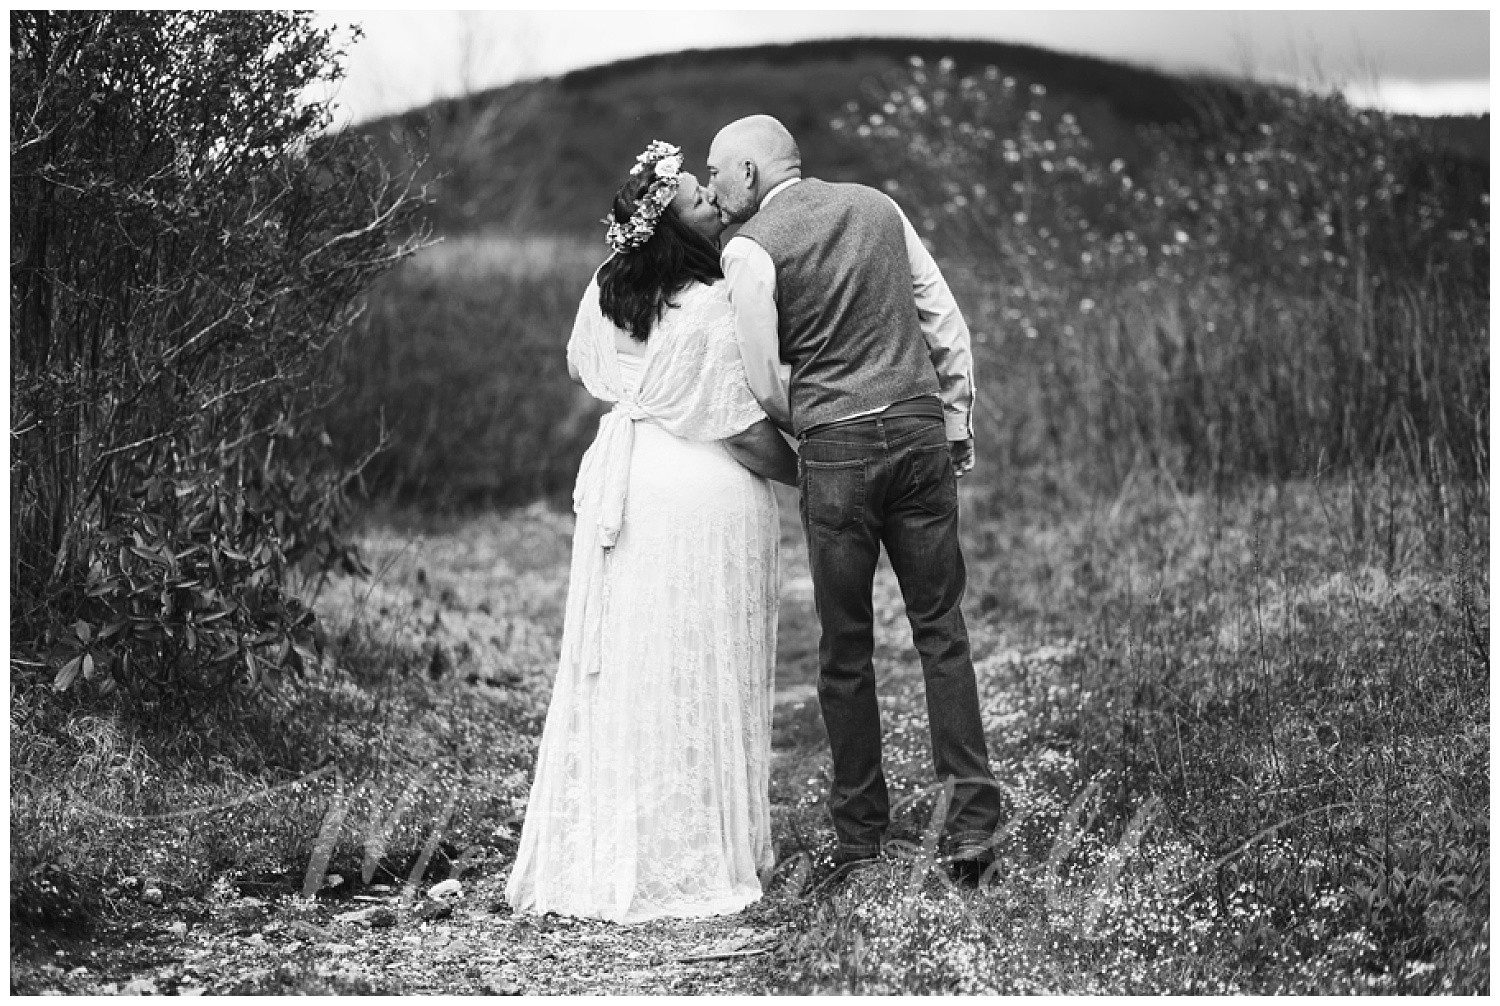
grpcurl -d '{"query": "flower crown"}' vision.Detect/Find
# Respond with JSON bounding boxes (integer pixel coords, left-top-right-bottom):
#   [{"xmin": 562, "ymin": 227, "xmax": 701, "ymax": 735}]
[{"xmin": 603, "ymin": 140, "xmax": 684, "ymax": 254}]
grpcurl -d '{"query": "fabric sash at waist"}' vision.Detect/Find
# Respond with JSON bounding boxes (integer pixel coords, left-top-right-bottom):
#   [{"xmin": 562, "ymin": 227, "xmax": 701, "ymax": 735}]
[{"xmin": 572, "ymin": 398, "xmax": 651, "ymax": 677}]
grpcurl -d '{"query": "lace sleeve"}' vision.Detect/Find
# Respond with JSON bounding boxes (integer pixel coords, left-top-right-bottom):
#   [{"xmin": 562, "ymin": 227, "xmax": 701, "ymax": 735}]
[{"xmin": 565, "ymin": 275, "xmax": 620, "ymax": 405}]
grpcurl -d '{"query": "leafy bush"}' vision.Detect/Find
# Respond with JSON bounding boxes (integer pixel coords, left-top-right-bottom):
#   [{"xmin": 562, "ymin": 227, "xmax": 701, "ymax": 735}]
[{"xmin": 9, "ymin": 11, "xmax": 425, "ymax": 712}]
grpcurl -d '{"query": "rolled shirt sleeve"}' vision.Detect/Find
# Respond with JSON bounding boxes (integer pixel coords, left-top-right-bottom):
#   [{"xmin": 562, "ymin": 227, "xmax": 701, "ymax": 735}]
[
  {"xmin": 721, "ymin": 235, "xmax": 792, "ymax": 431},
  {"xmin": 889, "ymin": 196, "xmax": 976, "ymax": 442}
]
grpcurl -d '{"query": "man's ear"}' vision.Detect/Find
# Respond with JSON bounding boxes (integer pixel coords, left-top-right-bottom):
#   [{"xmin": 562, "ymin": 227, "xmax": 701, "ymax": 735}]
[{"xmin": 742, "ymin": 159, "xmax": 758, "ymax": 195}]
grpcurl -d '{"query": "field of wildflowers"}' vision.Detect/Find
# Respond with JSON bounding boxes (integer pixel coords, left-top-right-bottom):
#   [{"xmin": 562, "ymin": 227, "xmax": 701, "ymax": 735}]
[
  {"xmin": 769, "ymin": 477, "xmax": 1485, "ymax": 994},
  {"xmin": 841, "ymin": 57, "xmax": 1485, "ymax": 497}
]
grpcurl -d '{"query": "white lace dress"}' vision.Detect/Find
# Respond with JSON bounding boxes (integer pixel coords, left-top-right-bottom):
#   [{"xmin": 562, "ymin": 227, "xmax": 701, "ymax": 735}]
[{"xmin": 504, "ymin": 275, "xmax": 780, "ymax": 924}]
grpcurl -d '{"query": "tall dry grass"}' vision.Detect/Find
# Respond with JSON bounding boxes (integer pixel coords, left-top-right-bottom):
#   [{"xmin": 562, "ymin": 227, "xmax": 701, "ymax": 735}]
[
  {"xmin": 318, "ymin": 233, "xmax": 604, "ymax": 509},
  {"xmin": 841, "ymin": 60, "xmax": 1485, "ymax": 506}
]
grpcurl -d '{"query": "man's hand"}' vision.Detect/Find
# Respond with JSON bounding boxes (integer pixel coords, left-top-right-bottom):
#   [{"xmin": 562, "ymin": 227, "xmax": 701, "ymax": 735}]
[{"xmin": 950, "ymin": 438, "xmax": 975, "ymax": 478}]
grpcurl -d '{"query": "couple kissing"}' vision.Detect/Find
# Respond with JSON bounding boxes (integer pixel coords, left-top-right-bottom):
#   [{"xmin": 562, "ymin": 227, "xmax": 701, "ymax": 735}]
[{"xmin": 505, "ymin": 114, "xmax": 1003, "ymax": 923}]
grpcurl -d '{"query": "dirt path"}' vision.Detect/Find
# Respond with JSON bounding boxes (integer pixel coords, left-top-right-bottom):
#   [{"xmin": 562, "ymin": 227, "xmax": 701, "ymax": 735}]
[
  {"xmin": 12, "ymin": 489, "xmax": 851, "ymax": 996},
  {"xmin": 13, "ymin": 491, "xmax": 1095, "ymax": 995},
  {"xmin": 11, "ymin": 876, "xmax": 799, "ymax": 995}
]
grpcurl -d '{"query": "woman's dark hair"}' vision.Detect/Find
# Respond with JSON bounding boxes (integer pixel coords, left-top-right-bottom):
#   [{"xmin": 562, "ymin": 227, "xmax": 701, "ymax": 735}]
[{"xmin": 598, "ymin": 170, "xmax": 722, "ymax": 342}]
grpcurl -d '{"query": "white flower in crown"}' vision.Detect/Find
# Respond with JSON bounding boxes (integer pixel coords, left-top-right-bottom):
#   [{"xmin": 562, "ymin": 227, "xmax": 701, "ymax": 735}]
[
  {"xmin": 630, "ymin": 139, "xmax": 680, "ymax": 175},
  {"xmin": 604, "ymin": 140, "xmax": 686, "ymax": 253},
  {"xmin": 655, "ymin": 153, "xmax": 683, "ymax": 179}
]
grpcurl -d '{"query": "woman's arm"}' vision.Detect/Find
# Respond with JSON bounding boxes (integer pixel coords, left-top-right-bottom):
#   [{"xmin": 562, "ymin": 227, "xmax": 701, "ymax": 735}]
[{"xmin": 724, "ymin": 418, "xmax": 798, "ymax": 486}]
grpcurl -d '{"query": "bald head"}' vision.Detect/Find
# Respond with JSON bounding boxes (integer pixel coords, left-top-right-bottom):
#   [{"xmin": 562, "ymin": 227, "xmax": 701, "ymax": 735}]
[
  {"xmin": 712, "ymin": 115, "xmax": 801, "ymax": 176},
  {"xmin": 705, "ymin": 114, "xmax": 802, "ymax": 225}
]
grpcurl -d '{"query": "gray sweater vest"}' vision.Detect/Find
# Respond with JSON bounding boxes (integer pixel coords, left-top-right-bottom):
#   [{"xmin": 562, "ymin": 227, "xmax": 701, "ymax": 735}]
[{"xmin": 734, "ymin": 178, "xmax": 939, "ymax": 436}]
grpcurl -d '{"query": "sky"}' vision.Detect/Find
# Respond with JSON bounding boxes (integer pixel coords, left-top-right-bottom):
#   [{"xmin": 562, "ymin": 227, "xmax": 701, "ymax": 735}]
[{"xmin": 309, "ymin": 9, "xmax": 1491, "ymax": 127}]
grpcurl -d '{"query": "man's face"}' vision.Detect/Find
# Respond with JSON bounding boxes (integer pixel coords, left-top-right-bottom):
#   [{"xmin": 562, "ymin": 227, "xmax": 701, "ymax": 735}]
[{"xmin": 705, "ymin": 140, "xmax": 756, "ymax": 225}]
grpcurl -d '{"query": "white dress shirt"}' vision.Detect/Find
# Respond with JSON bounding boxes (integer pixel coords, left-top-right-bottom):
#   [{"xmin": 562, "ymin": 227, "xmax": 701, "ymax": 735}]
[{"xmin": 721, "ymin": 177, "xmax": 977, "ymax": 441}]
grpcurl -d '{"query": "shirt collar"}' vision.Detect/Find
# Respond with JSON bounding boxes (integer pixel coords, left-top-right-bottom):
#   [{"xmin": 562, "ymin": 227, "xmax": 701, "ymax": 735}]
[{"xmin": 760, "ymin": 176, "xmax": 802, "ymax": 209}]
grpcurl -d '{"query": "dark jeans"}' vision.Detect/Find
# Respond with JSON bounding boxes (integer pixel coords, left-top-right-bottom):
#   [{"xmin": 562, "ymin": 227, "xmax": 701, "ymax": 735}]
[{"xmin": 797, "ymin": 410, "xmax": 1003, "ymax": 863}]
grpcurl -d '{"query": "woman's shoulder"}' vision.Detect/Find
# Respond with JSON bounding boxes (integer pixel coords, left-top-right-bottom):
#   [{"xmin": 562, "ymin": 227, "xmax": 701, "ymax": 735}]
[
  {"xmin": 578, "ymin": 267, "xmax": 605, "ymax": 312},
  {"xmin": 654, "ymin": 277, "xmax": 724, "ymax": 323},
  {"xmin": 679, "ymin": 277, "xmax": 728, "ymax": 305}
]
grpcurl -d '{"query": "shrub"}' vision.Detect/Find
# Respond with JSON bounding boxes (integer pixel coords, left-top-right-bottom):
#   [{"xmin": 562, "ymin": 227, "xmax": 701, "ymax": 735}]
[{"xmin": 9, "ymin": 11, "xmax": 425, "ymax": 713}]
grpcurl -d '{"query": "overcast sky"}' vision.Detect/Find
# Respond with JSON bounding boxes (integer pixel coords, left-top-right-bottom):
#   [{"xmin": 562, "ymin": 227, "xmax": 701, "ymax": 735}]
[{"xmin": 310, "ymin": 9, "xmax": 1490, "ymax": 126}]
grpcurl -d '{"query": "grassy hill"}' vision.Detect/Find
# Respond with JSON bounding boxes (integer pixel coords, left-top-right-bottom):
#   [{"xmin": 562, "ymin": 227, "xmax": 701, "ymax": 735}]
[
  {"xmin": 351, "ymin": 37, "xmax": 1260, "ymax": 236},
  {"xmin": 354, "ymin": 37, "xmax": 1485, "ymax": 237}
]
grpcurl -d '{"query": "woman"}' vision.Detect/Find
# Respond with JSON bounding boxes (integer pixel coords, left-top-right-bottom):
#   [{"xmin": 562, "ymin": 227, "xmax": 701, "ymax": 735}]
[{"xmin": 504, "ymin": 141, "xmax": 798, "ymax": 923}]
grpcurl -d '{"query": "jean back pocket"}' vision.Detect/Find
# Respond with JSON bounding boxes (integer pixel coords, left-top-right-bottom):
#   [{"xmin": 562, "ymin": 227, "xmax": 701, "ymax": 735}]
[
  {"xmin": 800, "ymin": 457, "xmax": 866, "ymax": 533},
  {"xmin": 906, "ymin": 443, "xmax": 958, "ymax": 518}
]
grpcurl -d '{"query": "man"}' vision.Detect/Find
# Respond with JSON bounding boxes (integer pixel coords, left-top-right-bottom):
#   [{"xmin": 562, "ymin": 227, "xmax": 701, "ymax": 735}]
[{"xmin": 706, "ymin": 114, "xmax": 1003, "ymax": 884}]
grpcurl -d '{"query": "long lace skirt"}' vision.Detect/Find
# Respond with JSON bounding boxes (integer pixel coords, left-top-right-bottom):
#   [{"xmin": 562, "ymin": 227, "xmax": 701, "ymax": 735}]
[{"xmin": 505, "ymin": 421, "xmax": 780, "ymax": 923}]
